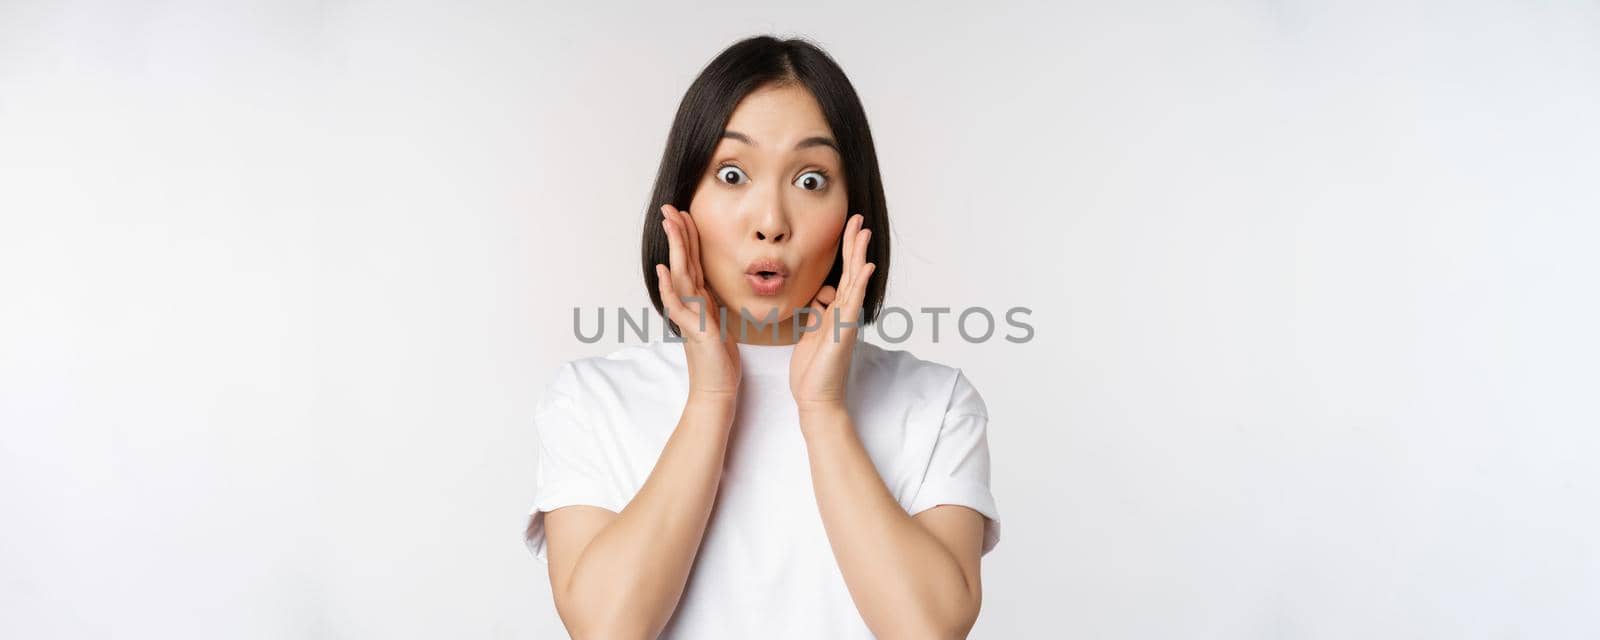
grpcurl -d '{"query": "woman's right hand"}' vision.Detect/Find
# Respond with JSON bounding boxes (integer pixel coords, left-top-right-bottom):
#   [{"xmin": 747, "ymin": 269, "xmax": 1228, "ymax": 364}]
[{"xmin": 655, "ymin": 203, "xmax": 742, "ymax": 399}]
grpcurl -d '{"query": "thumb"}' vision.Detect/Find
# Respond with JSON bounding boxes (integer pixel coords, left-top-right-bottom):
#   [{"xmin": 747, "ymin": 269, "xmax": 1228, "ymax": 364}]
[
  {"xmin": 815, "ymin": 285, "xmax": 837, "ymax": 308},
  {"xmin": 795, "ymin": 286, "xmax": 834, "ymax": 335}
]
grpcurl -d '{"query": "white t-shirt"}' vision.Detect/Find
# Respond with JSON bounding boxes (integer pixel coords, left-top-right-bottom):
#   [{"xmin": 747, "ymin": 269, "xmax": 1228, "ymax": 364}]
[{"xmin": 523, "ymin": 337, "xmax": 1000, "ymax": 638}]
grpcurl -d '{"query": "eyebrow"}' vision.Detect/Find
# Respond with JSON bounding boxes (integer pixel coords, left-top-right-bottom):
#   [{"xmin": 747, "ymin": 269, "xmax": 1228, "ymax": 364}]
[{"xmin": 722, "ymin": 130, "xmax": 839, "ymax": 153}]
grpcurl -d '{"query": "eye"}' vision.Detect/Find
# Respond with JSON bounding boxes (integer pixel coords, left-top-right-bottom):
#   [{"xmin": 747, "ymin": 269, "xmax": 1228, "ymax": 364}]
[
  {"xmin": 716, "ymin": 165, "xmax": 749, "ymax": 185},
  {"xmin": 794, "ymin": 170, "xmax": 829, "ymax": 191}
]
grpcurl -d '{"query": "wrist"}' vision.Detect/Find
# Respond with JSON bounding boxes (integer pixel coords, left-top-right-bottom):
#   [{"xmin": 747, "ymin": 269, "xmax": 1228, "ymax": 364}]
[
  {"xmin": 688, "ymin": 388, "xmax": 739, "ymax": 407},
  {"xmin": 683, "ymin": 390, "xmax": 738, "ymax": 430},
  {"xmin": 795, "ymin": 399, "xmax": 848, "ymax": 420}
]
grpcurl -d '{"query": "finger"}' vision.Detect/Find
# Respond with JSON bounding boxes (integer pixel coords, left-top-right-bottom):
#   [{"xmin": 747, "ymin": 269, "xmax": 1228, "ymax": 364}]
[
  {"xmin": 839, "ymin": 225, "xmax": 863, "ymax": 295},
  {"xmin": 844, "ymin": 214, "xmax": 857, "ymax": 283},
  {"xmin": 854, "ymin": 263, "xmax": 876, "ymax": 305},
  {"xmin": 666, "ymin": 205, "xmax": 693, "ymax": 284},
  {"xmin": 659, "ymin": 263, "xmax": 709, "ymax": 335},
  {"xmin": 851, "ymin": 227, "xmax": 872, "ymax": 290},
  {"xmin": 681, "ymin": 208, "xmax": 704, "ymax": 287},
  {"xmin": 836, "ymin": 254, "xmax": 871, "ymax": 321},
  {"xmin": 840, "ymin": 214, "xmax": 861, "ymax": 286},
  {"xmin": 655, "ymin": 263, "xmax": 688, "ymax": 320},
  {"xmin": 837, "ymin": 262, "xmax": 872, "ymax": 338},
  {"xmin": 662, "ymin": 215, "xmax": 692, "ymax": 297}
]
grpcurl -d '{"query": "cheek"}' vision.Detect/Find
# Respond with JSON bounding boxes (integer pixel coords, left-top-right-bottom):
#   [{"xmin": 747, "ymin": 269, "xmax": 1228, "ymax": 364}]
[
  {"xmin": 797, "ymin": 215, "xmax": 847, "ymax": 282},
  {"xmin": 685, "ymin": 187, "xmax": 741, "ymax": 276}
]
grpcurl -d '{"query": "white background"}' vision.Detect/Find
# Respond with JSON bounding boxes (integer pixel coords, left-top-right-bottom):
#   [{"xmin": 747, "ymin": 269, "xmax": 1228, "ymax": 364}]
[{"xmin": 3, "ymin": 1, "xmax": 1598, "ymax": 638}]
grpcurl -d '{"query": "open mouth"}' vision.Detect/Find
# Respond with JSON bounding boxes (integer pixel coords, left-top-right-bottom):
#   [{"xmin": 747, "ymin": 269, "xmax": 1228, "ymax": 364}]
[
  {"xmin": 744, "ymin": 257, "xmax": 790, "ymax": 279},
  {"xmin": 744, "ymin": 258, "xmax": 790, "ymax": 296}
]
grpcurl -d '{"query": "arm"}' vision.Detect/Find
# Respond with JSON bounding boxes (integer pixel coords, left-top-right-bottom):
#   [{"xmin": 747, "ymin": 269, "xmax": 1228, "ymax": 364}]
[
  {"xmin": 785, "ymin": 215, "xmax": 987, "ymax": 638},
  {"xmin": 543, "ymin": 391, "xmax": 736, "ymax": 639},
  {"xmin": 538, "ymin": 202, "xmax": 743, "ymax": 638},
  {"xmin": 798, "ymin": 403, "xmax": 988, "ymax": 639}
]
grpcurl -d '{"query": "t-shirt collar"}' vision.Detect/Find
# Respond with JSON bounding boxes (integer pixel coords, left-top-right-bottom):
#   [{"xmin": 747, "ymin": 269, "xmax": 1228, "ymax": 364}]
[{"xmin": 734, "ymin": 341, "xmax": 796, "ymax": 376}]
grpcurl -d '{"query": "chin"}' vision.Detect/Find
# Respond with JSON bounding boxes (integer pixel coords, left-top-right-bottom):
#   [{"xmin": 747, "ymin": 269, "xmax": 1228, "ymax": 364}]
[{"xmin": 729, "ymin": 298, "xmax": 790, "ymax": 325}]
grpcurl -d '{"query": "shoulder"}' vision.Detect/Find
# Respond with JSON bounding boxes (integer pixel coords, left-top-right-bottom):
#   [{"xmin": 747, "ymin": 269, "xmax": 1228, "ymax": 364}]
[
  {"xmin": 560, "ymin": 339, "xmax": 682, "ymax": 380},
  {"xmin": 852, "ymin": 341, "xmax": 987, "ymax": 419},
  {"xmin": 535, "ymin": 340, "xmax": 686, "ymax": 413}
]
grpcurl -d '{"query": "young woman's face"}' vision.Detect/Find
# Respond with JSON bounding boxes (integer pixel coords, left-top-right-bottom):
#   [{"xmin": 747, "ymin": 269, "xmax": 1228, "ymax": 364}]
[{"xmin": 688, "ymin": 82, "xmax": 849, "ymax": 342}]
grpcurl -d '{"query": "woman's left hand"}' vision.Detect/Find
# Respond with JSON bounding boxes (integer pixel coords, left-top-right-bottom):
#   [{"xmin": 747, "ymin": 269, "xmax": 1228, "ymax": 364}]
[{"xmin": 790, "ymin": 213, "xmax": 875, "ymax": 413}]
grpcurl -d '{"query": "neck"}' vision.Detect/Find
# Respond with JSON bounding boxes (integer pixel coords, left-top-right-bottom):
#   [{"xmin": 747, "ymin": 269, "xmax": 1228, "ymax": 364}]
[
  {"xmin": 722, "ymin": 304, "xmax": 805, "ymax": 346},
  {"xmin": 732, "ymin": 337, "xmax": 795, "ymax": 375}
]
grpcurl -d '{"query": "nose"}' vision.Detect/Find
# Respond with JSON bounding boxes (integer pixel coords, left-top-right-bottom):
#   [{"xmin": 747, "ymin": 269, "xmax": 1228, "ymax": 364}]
[
  {"xmin": 755, "ymin": 227, "xmax": 786, "ymax": 242},
  {"xmin": 748, "ymin": 183, "xmax": 790, "ymax": 244}
]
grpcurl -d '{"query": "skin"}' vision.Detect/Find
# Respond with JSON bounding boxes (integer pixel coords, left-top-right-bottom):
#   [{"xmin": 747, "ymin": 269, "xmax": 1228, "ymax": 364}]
[{"xmin": 540, "ymin": 82, "xmax": 988, "ymax": 639}]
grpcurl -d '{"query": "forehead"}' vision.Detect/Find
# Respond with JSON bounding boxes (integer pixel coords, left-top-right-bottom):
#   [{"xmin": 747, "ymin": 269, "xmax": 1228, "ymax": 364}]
[{"xmin": 723, "ymin": 83, "xmax": 834, "ymax": 143}]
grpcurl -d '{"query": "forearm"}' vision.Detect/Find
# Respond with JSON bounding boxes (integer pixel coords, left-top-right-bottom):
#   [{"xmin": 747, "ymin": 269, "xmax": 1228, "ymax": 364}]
[
  {"xmin": 798, "ymin": 404, "xmax": 979, "ymax": 639},
  {"xmin": 561, "ymin": 392, "xmax": 736, "ymax": 638}
]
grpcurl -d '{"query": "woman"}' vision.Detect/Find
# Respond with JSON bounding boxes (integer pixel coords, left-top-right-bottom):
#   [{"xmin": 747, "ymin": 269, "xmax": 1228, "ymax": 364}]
[{"xmin": 523, "ymin": 35, "xmax": 1000, "ymax": 639}]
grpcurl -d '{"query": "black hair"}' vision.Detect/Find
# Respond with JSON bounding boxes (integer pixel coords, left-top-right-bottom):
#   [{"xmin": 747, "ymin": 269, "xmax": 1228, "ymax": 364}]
[{"xmin": 640, "ymin": 35, "xmax": 891, "ymax": 336}]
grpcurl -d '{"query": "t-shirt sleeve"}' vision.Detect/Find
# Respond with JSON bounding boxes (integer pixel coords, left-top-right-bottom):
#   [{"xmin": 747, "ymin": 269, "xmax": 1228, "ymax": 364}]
[
  {"xmin": 522, "ymin": 362, "xmax": 629, "ymax": 564},
  {"xmin": 906, "ymin": 369, "xmax": 1002, "ymax": 556}
]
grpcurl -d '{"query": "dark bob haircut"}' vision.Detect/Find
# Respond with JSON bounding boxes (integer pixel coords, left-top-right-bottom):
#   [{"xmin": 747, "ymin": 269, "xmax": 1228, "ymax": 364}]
[{"xmin": 641, "ymin": 35, "xmax": 891, "ymax": 336}]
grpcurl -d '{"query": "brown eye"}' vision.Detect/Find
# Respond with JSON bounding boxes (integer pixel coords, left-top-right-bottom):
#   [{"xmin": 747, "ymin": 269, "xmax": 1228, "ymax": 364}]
[
  {"xmin": 794, "ymin": 170, "xmax": 828, "ymax": 191},
  {"xmin": 717, "ymin": 166, "xmax": 748, "ymax": 185}
]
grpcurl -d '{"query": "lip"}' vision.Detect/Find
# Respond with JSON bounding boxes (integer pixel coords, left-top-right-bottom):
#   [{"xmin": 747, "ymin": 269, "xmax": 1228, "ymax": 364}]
[
  {"xmin": 744, "ymin": 257, "xmax": 790, "ymax": 277},
  {"xmin": 744, "ymin": 257, "xmax": 790, "ymax": 296}
]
